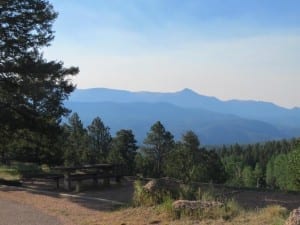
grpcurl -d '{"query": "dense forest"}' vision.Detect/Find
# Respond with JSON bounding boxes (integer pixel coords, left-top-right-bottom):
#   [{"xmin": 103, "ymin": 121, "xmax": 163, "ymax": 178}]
[{"xmin": 1, "ymin": 112, "xmax": 299, "ymax": 191}]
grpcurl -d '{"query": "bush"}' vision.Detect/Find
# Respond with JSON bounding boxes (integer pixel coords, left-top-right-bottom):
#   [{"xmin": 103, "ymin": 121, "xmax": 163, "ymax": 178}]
[
  {"xmin": 132, "ymin": 180, "xmax": 173, "ymax": 206},
  {"xmin": 132, "ymin": 179, "xmax": 242, "ymax": 221}
]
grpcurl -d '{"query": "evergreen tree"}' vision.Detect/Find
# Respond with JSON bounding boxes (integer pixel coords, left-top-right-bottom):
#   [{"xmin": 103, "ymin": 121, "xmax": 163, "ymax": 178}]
[
  {"xmin": 143, "ymin": 121, "xmax": 174, "ymax": 177},
  {"xmin": 108, "ymin": 129, "xmax": 137, "ymax": 174},
  {"xmin": 64, "ymin": 113, "xmax": 88, "ymax": 166},
  {"xmin": 266, "ymin": 157, "xmax": 276, "ymax": 189},
  {"xmin": 87, "ymin": 117, "xmax": 111, "ymax": 163},
  {"xmin": 205, "ymin": 150, "xmax": 226, "ymax": 183},
  {"xmin": 166, "ymin": 131, "xmax": 205, "ymax": 183},
  {"xmin": 242, "ymin": 166, "xmax": 255, "ymax": 187},
  {"xmin": 253, "ymin": 163, "xmax": 264, "ymax": 188},
  {"xmin": 287, "ymin": 145, "xmax": 300, "ymax": 190},
  {"xmin": 273, "ymin": 154, "xmax": 290, "ymax": 190},
  {"xmin": 0, "ymin": 0, "xmax": 78, "ymax": 163}
]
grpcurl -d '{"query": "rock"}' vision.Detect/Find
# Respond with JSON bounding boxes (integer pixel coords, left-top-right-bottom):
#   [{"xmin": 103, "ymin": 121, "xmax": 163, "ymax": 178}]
[
  {"xmin": 285, "ymin": 208, "xmax": 300, "ymax": 225},
  {"xmin": 143, "ymin": 177, "xmax": 181, "ymax": 194},
  {"xmin": 172, "ymin": 200, "xmax": 224, "ymax": 211}
]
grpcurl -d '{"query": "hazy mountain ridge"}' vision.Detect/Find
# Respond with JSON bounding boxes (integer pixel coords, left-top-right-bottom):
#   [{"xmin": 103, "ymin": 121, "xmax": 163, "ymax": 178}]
[{"xmin": 66, "ymin": 88, "xmax": 300, "ymax": 144}]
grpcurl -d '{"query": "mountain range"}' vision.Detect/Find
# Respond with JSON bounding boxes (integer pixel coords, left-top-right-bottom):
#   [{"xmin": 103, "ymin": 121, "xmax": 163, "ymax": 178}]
[{"xmin": 65, "ymin": 88, "xmax": 300, "ymax": 145}]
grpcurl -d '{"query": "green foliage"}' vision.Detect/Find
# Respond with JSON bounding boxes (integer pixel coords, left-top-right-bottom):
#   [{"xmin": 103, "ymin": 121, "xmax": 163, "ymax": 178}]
[
  {"xmin": 88, "ymin": 117, "xmax": 112, "ymax": 163},
  {"xmin": 165, "ymin": 131, "xmax": 226, "ymax": 184},
  {"xmin": 108, "ymin": 129, "xmax": 137, "ymax": 174},
  {"xmin": 242, "ymin": 166, "xmax": 255, "ymax": 187},
  {"xmin": 0, "ymin": 162, "xmax": 46, "ymax": 180},
  {"xmin": 219, "ymin": 138, "xmax": 299, "ymax": 190},
  {"xmin": 266, "ymin": 145, "xmax": 300, "ymax": 191},
  {"xmin": 287, "ymin": 147, "xmax": 300, "ymax": 190},
  {"xmin": 0, "ymin": 0, "xmax": 78, "ymax": 165},
  {"xmin": 143, "ymin": 121, "xmax": 174, "ymax": 177},
  {"xmin": 64, "ymin": 113, "xmax": 89, "ymax": 166},
  {"xmin": 253, "ymin": 163, "xmax": 264, "ymax": 188},
  {"xmin": 165, "ymin": 131, "xmax": 205, "ymax": 183},
  {"xmin": 222, "ymin": 155, "xmax": 244, "ymax": 186},
  {"xmin": 134, "ymin": 152, "xmax": 155, "ymax": 177},
  {"xmin": 0, "ymin": 165, "xmax": 20, "ymax": 180},
  {"xmin": 266, "ymin": 157, "xmax": 276, "ymax": 188},
  {"xmin": 132, "ymin": 180, "xmax": 172, "ymax": 206},
  {"xmin": 273, "ymin": 154, "xmax": 291, "ymax": 190}
]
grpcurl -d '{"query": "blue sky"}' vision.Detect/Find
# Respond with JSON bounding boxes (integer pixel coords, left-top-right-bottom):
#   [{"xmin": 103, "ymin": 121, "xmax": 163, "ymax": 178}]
[{"xmin": 45, "ymin": 0, "xmax": 300, "ymax": 108}]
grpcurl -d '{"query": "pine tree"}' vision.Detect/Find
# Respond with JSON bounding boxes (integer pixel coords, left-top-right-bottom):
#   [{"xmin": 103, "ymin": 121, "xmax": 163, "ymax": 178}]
[
  {"xmin": 87, "ymin": 117, "xmax": 111, "ymax": 163},
  {"xmin": 64, "ymin": 113, "xmax": 88, "ymax": 166},
  {"xmin": 0, "ymin": 0, "xmax": 78, "ymax": 163},
  {"xmin": 108, "ymin": 129, "xmax": 137, "ymax": 174},
  {"xmin": 143, "ymin": 121, "xmax": 174, "ymax": 177}
]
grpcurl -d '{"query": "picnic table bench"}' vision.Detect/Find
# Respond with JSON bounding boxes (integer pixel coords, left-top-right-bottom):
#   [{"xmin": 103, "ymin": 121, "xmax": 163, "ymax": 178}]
[
  {"xmin": 21, "ymin": 173, "xmax": 64, "ymax": 189},
  {"xmin": 53, "ymin": 164, "xmax": 124, "ymax": 191}
]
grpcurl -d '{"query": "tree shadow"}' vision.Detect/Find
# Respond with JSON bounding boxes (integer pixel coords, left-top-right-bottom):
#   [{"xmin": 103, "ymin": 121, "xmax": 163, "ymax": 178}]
[{"xmin": 0, "ymin": 178, "xmax": 135, "ymax": 212}]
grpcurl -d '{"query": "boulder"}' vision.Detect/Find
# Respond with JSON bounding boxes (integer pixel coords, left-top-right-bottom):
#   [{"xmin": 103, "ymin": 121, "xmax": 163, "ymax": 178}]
[
  {"xmin": 143, "ymin": 177, "xmax": 181, "ymax": 194},
  {"xmin": 172, "ymin": 200, "xmax": 223, "ymax": 211},
  {"xmin": 285, "ymin": 208, "xmax": 300, "ymax": 225}
]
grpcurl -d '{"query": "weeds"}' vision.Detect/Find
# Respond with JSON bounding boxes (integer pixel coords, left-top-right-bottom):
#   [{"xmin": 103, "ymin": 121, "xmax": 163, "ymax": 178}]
[{"xmin": 133, "ymin": 180, "xmax": 179, "ymax": 206}]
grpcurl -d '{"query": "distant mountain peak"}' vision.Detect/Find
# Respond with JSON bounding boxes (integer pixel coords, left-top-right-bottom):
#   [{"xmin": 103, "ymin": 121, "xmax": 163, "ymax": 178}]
[{"xmin": 178, "ymin": 88, "xmax": 198, "ymax": 95}]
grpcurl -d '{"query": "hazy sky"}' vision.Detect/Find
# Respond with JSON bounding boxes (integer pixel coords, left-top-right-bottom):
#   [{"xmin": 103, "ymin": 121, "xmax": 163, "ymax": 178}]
[{"xmin": 45, "ymin": 0, "xmax": 300, "ymax": 108}]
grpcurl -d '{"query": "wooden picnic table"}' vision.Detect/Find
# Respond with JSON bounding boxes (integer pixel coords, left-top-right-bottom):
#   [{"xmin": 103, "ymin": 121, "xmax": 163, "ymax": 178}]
[{"xmin": 53, "ymin": 164, "xmax": 123, "ymax": 191}]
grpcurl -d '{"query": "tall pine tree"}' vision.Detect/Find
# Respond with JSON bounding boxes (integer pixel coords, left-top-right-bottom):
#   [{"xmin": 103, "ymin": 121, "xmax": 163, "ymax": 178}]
[{"xmin": 0, "ymin": 0, "xmax": 78, "ymax": 164}]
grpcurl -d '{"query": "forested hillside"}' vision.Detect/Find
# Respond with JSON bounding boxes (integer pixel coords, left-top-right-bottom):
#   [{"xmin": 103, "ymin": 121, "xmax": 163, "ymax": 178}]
[
  {"xmin": 66, "ymin": 88, "xmax": 300, "ymax": 144},
  {"xmin": 3, "ymin": 111, "xmax": 298, "ymax": 191}
]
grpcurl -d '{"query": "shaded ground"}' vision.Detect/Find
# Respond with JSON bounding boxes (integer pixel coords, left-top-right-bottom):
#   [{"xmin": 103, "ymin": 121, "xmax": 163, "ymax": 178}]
[{"xmin": 231, "ymin": 189, "xmax": 300, "ymax": 210}]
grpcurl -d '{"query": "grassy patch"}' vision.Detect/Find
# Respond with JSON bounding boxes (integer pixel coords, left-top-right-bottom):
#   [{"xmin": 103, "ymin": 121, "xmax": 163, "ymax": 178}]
[
  {"xmin": 0, "ymin": 162, "xmax": 49, "ymax": 181},
  {"xmin": 133, "ymin": 180, "xmax": 174, "ymax": 206},
  {"xmin": 0, "ymin": 165, "xmax": 20, "ymax": 180}
]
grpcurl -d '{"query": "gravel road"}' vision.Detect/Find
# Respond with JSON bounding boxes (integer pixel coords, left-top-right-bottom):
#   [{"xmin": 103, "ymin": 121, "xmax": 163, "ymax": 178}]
[{"xmin": 0, "ymin": 198, "xmax": 62, "ymax": 225}]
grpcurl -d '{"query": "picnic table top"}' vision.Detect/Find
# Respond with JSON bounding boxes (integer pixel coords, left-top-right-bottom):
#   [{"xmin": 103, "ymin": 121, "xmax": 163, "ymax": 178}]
[{"xmin": 53, "ymin": 164, "xmax": 116, "ymax": 171}]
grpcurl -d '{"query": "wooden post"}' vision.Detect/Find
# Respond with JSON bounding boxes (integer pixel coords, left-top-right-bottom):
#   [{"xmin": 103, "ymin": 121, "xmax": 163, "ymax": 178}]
[
  {"xmin": 64, "ymin": 171, "xmax": 71, "ymax": 191},
  {"xmin": 75, "ymin": 180, "xmax": 81, "ymax": 192},
  {"xmin": 56, "ymin": 177, "xmax": 60, "ymax": 189},
  {"xmin": 115, "ymin": 176, "xmax": 121, "ymax": 183},
  {"xmin": 93, "ymin": 174, "xmax": 98, "ymax": 186},
  {"xmin": 103, "ymin": 177, "xmax": 110, "ymax": 186}
]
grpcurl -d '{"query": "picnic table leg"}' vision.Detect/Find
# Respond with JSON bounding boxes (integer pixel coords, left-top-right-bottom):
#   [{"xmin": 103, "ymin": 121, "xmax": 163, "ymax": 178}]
[
  {"xmin": 115, "ymin": 176, "xmax": 121, "ymax": 183},
  {"xmin": 64, "ymin": 172, "xmax": 71, "ymax": 191},
  {"xmin": 103, "ymin": 177, "xmax": 110, "ymax": 186},
  {"xmin": 93, "ymin": 176, "xmax": 98, "ymax": 186},
  {"xmin": 56, "ymin": 178, "xmax": 60, "ymax": 189},
  {"xmin": 75, "ymin": 180, "xmax": 81, "ymax": 192}
]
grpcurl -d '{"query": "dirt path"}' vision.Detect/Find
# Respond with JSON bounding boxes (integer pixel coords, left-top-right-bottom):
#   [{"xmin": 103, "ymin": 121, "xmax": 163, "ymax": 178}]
[{"xmin": 0, "ymin": 198, "xmax": 62, "ymax": 225}]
